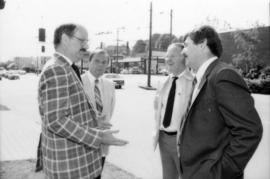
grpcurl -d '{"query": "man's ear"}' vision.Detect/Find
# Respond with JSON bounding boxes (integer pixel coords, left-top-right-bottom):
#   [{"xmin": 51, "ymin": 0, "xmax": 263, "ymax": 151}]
[
  {"xmin": 200, "ymin": 39, "xmax": 207, "ymax": 49},
  {"xmin": 62, "ymin": 33, "xmax": 70, "ymax": 47}
]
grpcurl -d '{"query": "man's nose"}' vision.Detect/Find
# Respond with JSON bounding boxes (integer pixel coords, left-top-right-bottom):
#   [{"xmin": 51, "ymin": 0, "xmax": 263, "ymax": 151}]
[
  {"xmin": 84, "ymin": 43, "xmax": 89, "ymax": 50},
  {"xmin": 165, "ymin": 57, "xmax": 172, "ymax": 64},
  {"xmin": 181, "ymin": 48, "xmax": 187, "ymax": 55}
]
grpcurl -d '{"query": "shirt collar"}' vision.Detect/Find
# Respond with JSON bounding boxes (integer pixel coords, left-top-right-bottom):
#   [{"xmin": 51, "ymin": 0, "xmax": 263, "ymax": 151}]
[
  {"xmin": 55, "ymin": 51, "xmax": 73, "ymax": 65},
  {"xmin": 86, "ymin": 71, "xmax": 102, "ymax": 83},
  {"xmin": 169, "ymin": 68, "xmax": 193, "ymax": 80},
  {"xmin": 195, "ymin": 56, "xmax": 217, "ymax": 83}
]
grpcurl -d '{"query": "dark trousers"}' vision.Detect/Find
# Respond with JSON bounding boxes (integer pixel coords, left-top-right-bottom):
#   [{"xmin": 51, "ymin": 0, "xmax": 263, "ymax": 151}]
[
  {"xmin": 35, "ymin": 134, "xmax": 43, "ymax": 172},
  {"xmin": 95, "ymin": 157, "xmax": 106, "ymax": 179}
]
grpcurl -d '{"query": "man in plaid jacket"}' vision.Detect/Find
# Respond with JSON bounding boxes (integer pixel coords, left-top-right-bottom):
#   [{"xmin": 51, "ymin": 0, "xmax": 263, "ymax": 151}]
[{"xmin": 38, "ymin": 23, "xmax": 127, "ymax": 179}]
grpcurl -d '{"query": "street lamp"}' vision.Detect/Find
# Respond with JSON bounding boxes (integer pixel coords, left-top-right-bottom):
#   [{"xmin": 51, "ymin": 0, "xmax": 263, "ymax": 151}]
[
  {"xmin": 95, "ymin": 31, "xmax": 113, "ymax": 72},
  {"xmin": 116, "ymin": 27, "xmax": 125, "ymax": 73},
  {"xmin": 159, "ymin": 9, "xmax": 173, "ymax": 43},
  {"xmin": 147, "ymin": 1, "xmax": 153, "ymax": 87}
]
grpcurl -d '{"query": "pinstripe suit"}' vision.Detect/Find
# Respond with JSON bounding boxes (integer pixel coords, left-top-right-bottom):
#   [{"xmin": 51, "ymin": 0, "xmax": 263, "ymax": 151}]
[{"xmin": 38, "ymin": 53, "xmax": 103, "ymax": 179}]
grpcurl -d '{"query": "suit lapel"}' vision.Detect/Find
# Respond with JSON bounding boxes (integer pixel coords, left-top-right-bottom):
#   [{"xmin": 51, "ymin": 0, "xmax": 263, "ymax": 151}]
[
  {"xmin": 178, "ymin": 61, "xmax": 219, "ymax": 146},
  {"xmin": 189, "ymin": 60, "xmax": 219, "ymax": 111},
  {"xmin": 55, "ymin": 54, "xmax": 97, "ymax": 116}
]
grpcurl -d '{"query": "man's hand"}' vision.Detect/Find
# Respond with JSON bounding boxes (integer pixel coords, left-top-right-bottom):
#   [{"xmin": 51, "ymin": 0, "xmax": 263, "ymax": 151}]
[{"xmin": 101, "ymin": 130, "xmax": 128, "ymax": 146}]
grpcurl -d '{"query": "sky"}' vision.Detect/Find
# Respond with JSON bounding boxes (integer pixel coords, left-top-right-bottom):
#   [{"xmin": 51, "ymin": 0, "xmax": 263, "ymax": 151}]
[{"xmin": 0, "ymin": 0, "xmax": 269, "ymax": 61}]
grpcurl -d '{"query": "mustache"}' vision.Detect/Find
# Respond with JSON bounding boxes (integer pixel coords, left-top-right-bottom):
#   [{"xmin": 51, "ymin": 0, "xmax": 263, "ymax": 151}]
[{"xmin": 80, "ymin": 48, "xmax": 87, "ymax": 52}]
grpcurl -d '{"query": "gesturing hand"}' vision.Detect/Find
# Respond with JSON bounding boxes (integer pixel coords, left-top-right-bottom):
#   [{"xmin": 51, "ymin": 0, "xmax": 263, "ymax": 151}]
[{"xmin": 101, "ymin": 130, "xmax": 128, "ymax": 146}]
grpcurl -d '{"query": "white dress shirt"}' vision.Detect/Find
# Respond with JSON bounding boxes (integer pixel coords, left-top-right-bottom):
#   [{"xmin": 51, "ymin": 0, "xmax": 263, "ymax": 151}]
[
  {"xmin": 160, "ymin": 70, "xmax": 188, "ymax": 132},
  {"xmin": 83, "ymin": 71, "xmax": 116, "ymax": 156}
]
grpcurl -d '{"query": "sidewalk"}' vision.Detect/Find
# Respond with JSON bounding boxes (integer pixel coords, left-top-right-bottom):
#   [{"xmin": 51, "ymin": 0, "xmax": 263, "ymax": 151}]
[
  {"xmin": 0, "ymin": 159, "xmax": 139, "ymax": 179},
  {"xmin": 1, "ymin": 75, "xmax": 269, "ymax": 179},
  {"xmin": 0, "ymin": 75, "xmax": 140, "ymax": 178}
]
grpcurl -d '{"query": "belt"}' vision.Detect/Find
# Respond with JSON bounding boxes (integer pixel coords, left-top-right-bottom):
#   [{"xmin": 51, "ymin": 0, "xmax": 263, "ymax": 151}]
[{"xmin": 161, "ymin": 130, "xmax": 177, "ymax": 136}]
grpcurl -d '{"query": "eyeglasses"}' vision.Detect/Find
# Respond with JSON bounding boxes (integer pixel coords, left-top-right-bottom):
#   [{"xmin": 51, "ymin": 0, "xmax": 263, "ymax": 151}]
[{"xmin": 72, "ymin": 35, "xmax": 89, "ymax": 44}]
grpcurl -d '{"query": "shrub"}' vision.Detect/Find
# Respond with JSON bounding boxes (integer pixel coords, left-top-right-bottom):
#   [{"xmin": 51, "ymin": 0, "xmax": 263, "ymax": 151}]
[{"xmin": 245, "ymin": 78, "xmax": 270, "ymax": 94}]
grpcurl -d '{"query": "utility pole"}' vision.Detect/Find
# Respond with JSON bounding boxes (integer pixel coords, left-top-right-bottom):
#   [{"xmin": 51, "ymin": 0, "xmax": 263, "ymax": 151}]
[
  {"xmin": 110, "ymin": 57, "xmax": 113, "ymax": 73},
  {"xmin": 116, "ymin": 29, "xmax": 119, "ymax": 73},
  {"xmin": 170, "ymin": 9, "xmax": 173, "ymax": 43},
  {"xmin": 147, "ymin": 1, "xmax": 153, "ymax": 87}
]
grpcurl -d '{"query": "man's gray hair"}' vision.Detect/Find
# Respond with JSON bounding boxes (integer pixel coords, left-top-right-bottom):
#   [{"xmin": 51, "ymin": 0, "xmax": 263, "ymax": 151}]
[
  {"xmin": 89, "ymin": 48, "xmax": 110, "ymax": 62},
  {"xmin": 168, "ymin": 42, "xmax": 184, "ymax": 50}
]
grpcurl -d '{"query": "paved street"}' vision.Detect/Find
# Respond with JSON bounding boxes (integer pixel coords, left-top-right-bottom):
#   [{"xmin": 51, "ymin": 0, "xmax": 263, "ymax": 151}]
[{"xmin": 0, "ymin": 74, "xmax": 269, "ymax": 179}]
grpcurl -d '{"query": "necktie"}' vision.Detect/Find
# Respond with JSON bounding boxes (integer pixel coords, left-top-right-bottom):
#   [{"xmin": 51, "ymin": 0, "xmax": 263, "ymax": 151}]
[
  {"xmin": 94, "ymin": 79, "xmax": 103, "ymax": 115},
  {"xmin": 71, "ymin": 63, "xmax": 82, "ymax": 82},
  {"xmin": 179, "ymin": 77, "xmax": 197, "ymax": 131},
  {"xmin": 163, "ymin": 76, "xmax": 178, "ymax": 128}
]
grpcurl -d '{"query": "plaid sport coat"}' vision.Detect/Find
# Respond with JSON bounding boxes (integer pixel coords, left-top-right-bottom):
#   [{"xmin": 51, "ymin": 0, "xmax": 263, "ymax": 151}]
[{"xmin": 38, "ymin": 53, "xmax": 103, "ymax": 179}]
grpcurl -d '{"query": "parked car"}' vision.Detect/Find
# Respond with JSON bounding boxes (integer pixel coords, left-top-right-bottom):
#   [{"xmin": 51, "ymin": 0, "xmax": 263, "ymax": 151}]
[
  {"xmin": 120, "ymin": 69, "xmax": 129, "ymax": 74},
  {"xmin": 103, "ymin": 73, "xmax": 124, "ymax": 89},
  {"xmin": 129, "ymin": 67, "xmax": 142, "ymax": 74},
  {"xmin": 17, "ymin": 70, "xmax": 26, "ymax": 75},
  {"xmin": 0, "ymin": 68, "xmax": 6, "ymax": 77},
  {"xmin": 6, "ymin": 73, "xmax": 20, "ymax": 80},
  {"xmin": 159, "ymin": 69, "xmax": 169, "ymax": 76}
]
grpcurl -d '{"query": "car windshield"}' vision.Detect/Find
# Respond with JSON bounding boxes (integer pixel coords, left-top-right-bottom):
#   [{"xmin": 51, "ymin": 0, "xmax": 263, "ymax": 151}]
[{"xmin": 104, "ymin": 74, "xmax": 120, "ymax": 78}]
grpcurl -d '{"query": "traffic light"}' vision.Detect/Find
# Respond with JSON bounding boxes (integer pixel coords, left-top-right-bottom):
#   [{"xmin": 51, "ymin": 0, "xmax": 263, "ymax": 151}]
[
  {"xmin": 0, "ymin": 0, "xmax": 5, "ymax": 9},
  {"xmin": 39, "ymin": 28, "xmax": 46, "ymax": 42},
  {"xmin": 41, "ymin": 46, "xmax": 45, "ymax": 53}
]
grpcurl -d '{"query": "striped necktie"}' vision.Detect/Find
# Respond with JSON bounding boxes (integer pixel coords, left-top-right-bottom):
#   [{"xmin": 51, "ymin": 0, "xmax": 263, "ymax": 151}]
[
  {"xmin": 179, "ymin": 77, "xmax": 197, "ymax": 132},
  {"xmin": 94, "ymin": 79, "xmax": 103, "ymax": 115}
]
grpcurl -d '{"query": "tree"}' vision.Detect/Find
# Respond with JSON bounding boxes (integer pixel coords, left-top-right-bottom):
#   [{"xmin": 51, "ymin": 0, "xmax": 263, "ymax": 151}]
[
  {"xmin": 125, "ymin": 41, "xmax": 130, "ymax": 56},
  {"xmin": 131, "ymin": 40, "xmax": 147, "ymax": 55},
  {"xmin": 151, "ymin": 33, "xmax": 161, "ymax": 50},
  {"xmin": 156, "ymin": 33, "xmax": 176, "ymax": 51},
  {"xmin": 171, "ymin": 37, "xmax": 179, "ymax": 43},
  {"xmin": 178, "ymin": 35, "xmax": 185, "ymax": 43},
  {"xmin": 231, "ymin": 23, "xmax": 264, "ymax": 74}
]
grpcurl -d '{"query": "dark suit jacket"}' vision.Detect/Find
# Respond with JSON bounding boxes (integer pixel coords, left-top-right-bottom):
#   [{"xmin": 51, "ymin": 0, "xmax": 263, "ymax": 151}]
[{"xmin": 179, "ymin": 60, "xmax": 263, "ymax": 179}]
